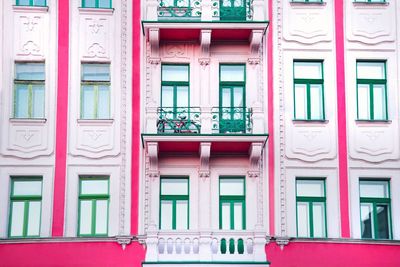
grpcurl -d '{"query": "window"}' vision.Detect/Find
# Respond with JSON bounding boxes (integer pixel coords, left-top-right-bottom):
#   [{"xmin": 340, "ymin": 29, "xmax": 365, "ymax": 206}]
[
  {"xmin": 293, "ymin": 61, "xmax": 324, "ymax": 120},
  {"xmin": 356, "ymin": 61, "xmax": 387, "ymax": 120},
  {"xmin": 16, "ymin": 0, "xmax": 46, "ymax": 6},
  {"xmin": 219, "ymin": 177, "xmax": 245, "ymax": 230},
  {"xmin": 78, "ymin": 177, "xmax": 109, "ymax": 236},
  {"xmin": 8, "ymin": 177, "xmax": 42, "ymax": 238},
  {"xmin": 159, "ymin": 178, "xmax": 189, "ymax": 230},
  {"xmin": 161, "ymin": 64, "xmax": 189, "ymax": 114},
  {"xmin": 360, "ymin": 180, "xmax": 391, "ymax": 239},
  {"xmin": 81, "ymin": 64, "xmax": 110, "ymax": 119},
  {"xmin": 82, "ymin": 0, "xmax": 112, "ymax": 8},
  {"xmin": 13, "ymin": 62, "xmax": 45, "ymax": 119},
  {"xmin": 354, "ymin": 0, "xmax": 386, "ymax": 3},
  {"xmin": 161, "ymin": 0, "xmax": 189, "ymax": 7},
  {"xmin": 296, "ymin": 179, "xmax": 326, "ymax": 238}
]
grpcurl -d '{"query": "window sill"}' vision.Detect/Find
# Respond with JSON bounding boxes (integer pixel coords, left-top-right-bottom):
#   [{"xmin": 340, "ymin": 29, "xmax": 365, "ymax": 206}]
[
  {"xmin": 12, "ymin": 5, "xmax": 49, "ymax": 12},
  {"xmin": 355, "ymin": 119, "xmax": 391, "ymax": 125},
  {"xmin": 290, "ymin": 1, "xmax": 326, "ymax": 7},
  {"xmin": 78, "ymin": 7, "xmax": 114, "ymax": 15},
  {"xmin": 77, "ymin": 119, "xmax": 114, "ymax": 125},
  {"xmin": 9, "ymin": 118, "xmax": 47, "ymax": 124},
  {"xmin": 292, "ymin": 119, "xmax": 329, "ymax": 124},
  {"xmin": 353, "ymin": 2, "xmax": 388, "ymax": 6}
]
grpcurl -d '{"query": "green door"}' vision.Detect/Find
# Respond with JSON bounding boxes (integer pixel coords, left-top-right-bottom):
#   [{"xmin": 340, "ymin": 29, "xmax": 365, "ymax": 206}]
[
  {"xmin": 220, "ymin": 86, "xmax": 245, "ymax": 133},
  {"xmin": 219, "ymin": 0, "xmax": 246, "ymax": 21}
]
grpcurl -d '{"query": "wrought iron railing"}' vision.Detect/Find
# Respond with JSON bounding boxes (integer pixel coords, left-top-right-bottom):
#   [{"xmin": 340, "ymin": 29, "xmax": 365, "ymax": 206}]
[
  {"xmin": 157, "ymin": 107, "xmax": 201, "ymax": 134},
  {"xmin": 212, "ymin": 107, "xmax": 252, "ymax": 134},
  {"xmin": 158, "ymin": 0, "xmax": 202, "ymax": 19},
  {"xmin": 212, "ymin": 0, "xmax": 253, "ymax": 21}
]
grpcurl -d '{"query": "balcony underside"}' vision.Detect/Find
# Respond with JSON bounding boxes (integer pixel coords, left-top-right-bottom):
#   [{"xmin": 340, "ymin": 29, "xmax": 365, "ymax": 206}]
[{"xmin": 142, "ymin": 262, "xmax": 270, "ymax": 266}]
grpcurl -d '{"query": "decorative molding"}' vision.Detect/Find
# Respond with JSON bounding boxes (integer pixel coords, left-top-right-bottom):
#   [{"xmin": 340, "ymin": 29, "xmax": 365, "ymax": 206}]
[
  {"xmin": 198, "ymin": 58, "xmax": 210, "ymax": 69},
  {"xmin": 147, "ymin": 57, "xmax": 161, "ymax": 65},
  {"xmin": 248, "ymin": 142, "xmax": 263, "ymax": 178},
  {"xmin": 248, "ymin": 57, "xmax": 260, "ymax": 66},
  {"xmin": 275, "ymin": 236, "xmax": 290, "ymax": 250},
  {"xmin": 198, "ymin": 142, "xmax": 211, "ymax": 179},
  {"xmin": 149, "ymin": 28, "xmax": 160, "ymax": 58},
  {"xmin": 249, "ymin": 30, "xmax": 264, "ymax": 57},
  {"xmin": 200, "ymin": 29, "xmax": 211, "ymax": 57},
  {"xmin": 116, "ymin": 236, "xmax": 133, "ymax": 250},
  {"xmin": 146, "ymin": 142, "xmax": 159, "ymax": 178}
]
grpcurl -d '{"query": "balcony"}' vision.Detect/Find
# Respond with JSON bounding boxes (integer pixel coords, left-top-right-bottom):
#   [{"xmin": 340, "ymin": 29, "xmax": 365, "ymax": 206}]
[
  {"xmin": 157, "ymin": 107, "xmax": 201, "ymax": 134},
  {"xmin": 212, "ymin": 107, "xmax": 252, "ymax": 134}
]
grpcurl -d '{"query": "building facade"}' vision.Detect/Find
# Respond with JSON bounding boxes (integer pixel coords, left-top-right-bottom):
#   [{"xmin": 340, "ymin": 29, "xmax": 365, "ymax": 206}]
[{"xmin": 0, "ymin": 0, "xmax": 400, "ymax": 266}]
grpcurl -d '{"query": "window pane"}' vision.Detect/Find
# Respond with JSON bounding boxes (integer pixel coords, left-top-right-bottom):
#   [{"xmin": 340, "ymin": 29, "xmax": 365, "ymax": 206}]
[
  {"xmin": 98, "ymin": 0, "xmax": 111, "ymax": 8},
  {"xmin": 97, "ymin": 85, "xmax": 110, "ymax": 119},
  {"xmin": 161, "ymin": 86, "xmax": 174, "ymax": 108},
  {"xmin": 13, "ymin": 180, "xmax": 42, "ymax": 196},
  {"xmin": 294, "ymin": 62, "xmax": 322, "ymax": 79},
  {"xmin": 33, "ymin": 0, "xmax": 46, "ymax": 6},
  {"xmin": 27, "ymin": 201, "xmax": 41, "ymax": 236},
  {"xmin": 82, "ymin": 86, "xmax": 95, "ymax": 119},
  {"xmin": 296, "ymin": 180, "xmax": 324, "ymax": 197},
  {"xmin": 79, "ymin": 200, "xmax": 92, "ymax": 235},
  {"xmin": 176, "ymin": 86, "xmax": 188, "ymax": 107},
  {"xmin": 161, "ymin": 179, "xmax": 188, "ymax": 195},
  {"xmin": 176, "ymin": 0, "xmax": 189, "ymax": 7},
  {"xmin": 82, "ymin": 64, "xmax": 110, "ymax": 81},
  {"xmin": 160, "ymin": 200, "xmax": 173, "ymax": 230},
  {"xmin": 32, "ymin": 85, "xmax": 45, "ymax": 118},
  {"xmin": 361, "ymin": 203, "xmax": 373, "ymax": 238},
  {"xmin": 17, "ymin": 0, "xmax": 31, "ymax": 5},
  {"xmin": 81, "ymin": 179, "xmax": 108, "ymax": 195},
  {"xmin": 10, "ymin": 202, "xmax": 25, "ymax": 237},
  {"xmin": 163, "ymin": 0, "xmax": 174, "ymax": 6},
  {"xmin": 376, "ymin": 204, "xmax": 390, "ymax": 239},
  {"xmin": 373, "ymin": 84, "xmax": 386, "ymax": 120},
  {"xmin": 297, "ymin": 202, "xmax": 309, "ymax": 237},
  {"xmin": 294, "ymin": 84, "xmax": 307, "ymax": 120},
  {"xmin": 357, "ymin": 62, "xmax": 385, "ymax": 79},
  {"xmin": 221, "ymin": 202, "xmax": 231, "ymax": 230},
  {"xmin": 83, "ymin": 0, "xmax": 96, "ymax": 7},
  {"xmin": 220, "ymin": 179, "xmax": 244, "ymax": 196},
  {"xmin": 310, "ymin": 84, "xmax": 323, "ymax": 120},
  {"xmin": 162, "ymin": 65, "xmax": 189, "ymax": 82},
  {"xmin": 15, "ymin": 84, "xmax": 29, "ymax": 118},
  {"xmin": 16, "ymin": 63, "xmax": 45, "ymax": 80},
  {"xmin": 233, "ymin": 202, "xmax": 243, "ymax": 230},
  {"xmin": 220, "ymin": 65, "xmax": 245, "ymax": 82},
  {"xmin": 312, "ymin": 202, "xmax": 325, "ymax": 238},
  {"xmin": 95, "ymin": 200, "xmax": 108, "ymax": 234},
  {"xmin": 233, "ymin": 87, "xmax": 243, "ymax": 108},
  {"xmin": 176, "ymin": 200, "xmax": 188, "ymax": 230},
  {"xmin": 357, "ymin": 84, "xmax": 370, "ymax": 120},
  {"xmin": 360, "ymin": 181, "xmax": 388, "ymax": 198}
]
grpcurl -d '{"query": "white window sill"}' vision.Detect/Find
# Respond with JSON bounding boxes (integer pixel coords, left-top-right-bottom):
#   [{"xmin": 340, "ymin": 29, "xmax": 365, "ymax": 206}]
[
  {"xmin": 77, "ymin": 119, "xmax": 114, "ymax": 125},
  {"xmin": 9, "ymin": 118, "xmax": 47, "ymax": 124},
  {"xmin": 12, "ymin": 5, "xmax": 49, "ymax": 13},
  {"xmin": 355, "ymin": 119, "xmax": 391, "ymax": 125},
  {"xmin": 78, "ymin": 7, "xmax": 114, "ymax": 15}
]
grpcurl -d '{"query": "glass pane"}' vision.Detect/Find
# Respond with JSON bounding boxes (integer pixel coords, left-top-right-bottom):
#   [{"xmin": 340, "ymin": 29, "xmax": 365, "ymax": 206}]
[
  {"xmin": 297, "ymin": 202, "xmax": 309, "ymax": 237},
  {"xmin": 220, "ymin": 65, "xmax": 245, "ymax": 82},
  {"xmin": 310, "ymin": 84, "xmax": 323, "ymax": 120},
  {"xmin": 221, "ymin": 202, "xmax": 231, "ymax": 230},
  {"xmin": 16, "ymin": 63, "xmax": 45, "ymax": 80},
  {"xmin": 312, "ymin": 202, "xmax": 325, "ymax": 238},
  {"xmin": 373, "ymin": 84, "xmax": 386, "ymax": 120},
  {"xmin": 294, "ymin": 62, "xmax": 322, "ymax": 79},
  {"xmin": 234, "ymin": 0, "xmax": 243, "ymax": 7},
  {"xmin": 176, "ymin": 0, "xmax": 189, "ymax": 7},
  {"xmin": 98, "ymin": 0, "xmax": 111, "ymax": 8},
  {"xmin": 32, "ymin": 85, "xmax": 45, "ymax": 118},
  {"xmin": 17, "ymin": 0, "xmax": 31, "ymax": 5},
  {"xmin": 357, "ymin": 84, "xmax": 370, "ymax": 120},
  {"xmin": 296, "ymin": 180, "xmax": 324, "ymax": 197},
  {"xmin": 13, "ymin": 180, "xmax": 42, "ymax": 196},
  {"xmin": 161, "ymin": 179, "xmax": 188, "ymax": 195},
  {"xmin": 361, "ymin": 203, "xmax": 373, "ymax": 238},
  {"xmin": 81, "ymin": 179, "xmax": 109, "ymax": 195},
  {"xmin": 95, "ymin": 200, "xmax": 108, "ymax": 234},
  {"xmin": 163, "ymin": 0, "xmax": 174, "ymax": 6},
  {"xmin": 97, "ymin": 85, "xmax": 110, "ymax": 119},
  {"xmin": 79, "ymin": 200, "xmax": 92, "ymax": 235},
  {"xmin": 233, "ymin": 87, "xmax": 243, "ymax": 108},
  {"xmin": 176, "ymin": 86, "xmax": 188, "ymax": 108},
  {"xmin": 357, "ymin": 62, "xmax": 385, "ymax": 79},
  {"xmin": 222, "ymin": 0, "xmax": 231, "ymax": 7},
  {"xmin": 233, "ymin": 202, "xmax": 243, "ymax": 230},
  {"xmin": 162, "ymin": 65, "xmax": 189, "ymax": 82},
  {"xmin": 82, "ymin": 64, "xmax": 110, "ymax": 81},
  {"xmin": 83, "ymin": 0, "xmax": 96, "ymax": 7},
  {"xmin": 176, "ymin": 200, "xmax": 188, "ymax": 230},
  {"xmin": 161, "ymin": 86, "xmax": 174, "ymax": 108},
  {"xmin": 33, "ymin": 0, "xmax": 46, "ymax": 6},
  {"xmin": 27, "ymin": 201, "xmax": 41, "ymax": 236},
  {"xmin": 222, "ymin": 88, "xmax": 231, "ymax": 107},
  {"xmin": 376, "ymin": 204, "xmax": 390, "ymax": 239},
  {"xmin": 294, "ymin": 84, "xmax": 307, "ymax": 120},
  {"xmin": 10, "ymin": 202, "xmax": 25, "ymax": 237},
  {"xmin": 15, "ymin": 84, "xmax": 29, "ymax": 118},
  {"xmin": 160, "ymin": 200, "xmax": 173, "ymax": 230},
  {"xmin": 82, "ymin": 86, "xmax": 95, "ymax": 119},
  {"xmin": 360, "ymin": 181, "xmax": 389, "ymax": 198},
  {"xmin": 220, "ymin": 179, "xmax": 244, "ymax": 196}
]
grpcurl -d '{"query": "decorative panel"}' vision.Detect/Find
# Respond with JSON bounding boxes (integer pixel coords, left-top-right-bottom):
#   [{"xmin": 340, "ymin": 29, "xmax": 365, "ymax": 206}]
[
  {"xmin": 81, "ymin": 16, "xmax": 111, "ymax": 60},
  {"xmin": 14, "ymin": 14, "xmax": 45, "ymax": 58}
]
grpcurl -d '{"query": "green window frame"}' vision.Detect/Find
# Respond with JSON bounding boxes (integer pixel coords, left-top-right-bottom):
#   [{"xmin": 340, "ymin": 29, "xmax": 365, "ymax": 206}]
[
  {"xmin": 356, "ymin": 61, "xmax": 388, "ymax": 121},
  {"xmin": 219, "ymin": 177, "xmax": 246, "ymax": 230},
  {"xmin": 81, "ymin": 63, "xmax": 111, "ymax": 119},
  {"xmin": 296, "ymin": 178, "xmax": 327, "ymax": 238},
  {"xmin": 359, "ymin": 179, "xmax": 392, "ymax": 239},
  {"xmin": 8, "ymin": 177, "xmax": 42, "ymax": 238},
  {"xmin": 16, "ymin": 0, "xmax": 47, "ymax": 6},
  {"xmin": 159, "ymin": 177, "xmax": 189, "ymax": 230},
  {"xmin": 78, "ymin": 176, "xmax": 109, "ymax": 237},
  {"xmin": 82, "ymin": 0, "xmax": 112, "ymax": 8},
  {"xmin": 293, "ymin": 61, "xmax": 325, "ymax": 120},
  {"xmin": 13, "ymin": 62, "xmax": 45, "ymax": 119}
]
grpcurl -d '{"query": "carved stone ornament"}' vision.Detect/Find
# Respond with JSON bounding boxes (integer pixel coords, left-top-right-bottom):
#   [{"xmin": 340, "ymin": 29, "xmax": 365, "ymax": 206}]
[
  {"xmin": 275, "ymin": 237, "xmax": 290, "ymax": 250},
  {"xmin": 198, "ymin": 58, "xmax": 210, "ymax": 68},
  {"xmin": 248, "ymin": 57, "xmax": 261, "ymax": 66},
  {"xmin": 200, "ymin": 29, "xmax": 211, "ymax": 57},
  {"xmin": 249, "ymin": 30, "xmax": 264, "ymax": 57},
  {"xmin": 149, "ymin": 28, "xmax": 160, "ymax": 58},
  {"xmin": 148, "ymin": 57, "xmax": 161, "ymax": 65},
  {"xmin": 248, "ymin": 142, "xmax": 263, "ymax": 178},
  {"xmin": 116, "ymin": 236, "xmax": 133, "ymax": 250},
  {"xmin": 199, "ymin": 142, "xmax": 211, "ymax": 179},
  {"xmin": 147, "ymin": 142, "xmax": 159, "ymax": 178}
]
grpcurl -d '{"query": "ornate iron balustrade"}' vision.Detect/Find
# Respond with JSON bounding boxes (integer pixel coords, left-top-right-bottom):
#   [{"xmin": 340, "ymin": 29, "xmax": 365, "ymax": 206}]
[
  {"xmin": 212, "ymin": 0, "xmax": 253, "ymax": 21},
  {"xmin": 158, "ymin": 0, "xmax": 202, "ymax": 19},
  {"xmin": 157, "ymin": 107, "xmax": 201, "ymax": 134},
  {"xmin": 212, "ymin": 107, "xmax": 252, "ymax": 134}
]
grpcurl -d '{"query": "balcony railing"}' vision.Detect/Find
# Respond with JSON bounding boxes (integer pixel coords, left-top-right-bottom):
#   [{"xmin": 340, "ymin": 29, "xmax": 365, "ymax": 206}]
[
  {"xmin": 158, "ymin": 0, "xmax": 202, "ymax": 19},
  {"xmin": 157, "ymin": 107, "xmax": 201, "ymax": 134},
  {"xmin": 212, "ymin": 107, "xmax": 253, "ymax": 134}
]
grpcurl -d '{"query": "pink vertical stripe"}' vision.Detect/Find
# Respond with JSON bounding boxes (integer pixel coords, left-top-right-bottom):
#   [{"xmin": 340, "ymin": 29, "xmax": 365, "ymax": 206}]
[
  {"xmin": 334, "ymin": 0, "xmax": 350, "ymax": 238},
  {"xmin": 52, "ymin": 0, "xmax": 69, "ymax": 236},
  {"xmin": 267, "ymin": 0, "xmax": 275, "ymax": 236}
]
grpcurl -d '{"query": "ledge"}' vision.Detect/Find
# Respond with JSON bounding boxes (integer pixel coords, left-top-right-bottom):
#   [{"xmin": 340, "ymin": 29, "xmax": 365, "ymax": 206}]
[
  {"xmin": 290, "ymin": 1, "xmax": 326, "ymax": 6},
  {"xmin": 9, "ymin": 118, "xmax": 47, "ymax": 124},
  {"xmin": 286, "ymin": 237, "xmax": 400, "ymax": 245},
  {"xmin": 12, "ymin": 5, "xmax": 49, "ymax": 12},
  {"xmin": 352, "ymin": 1, "xmax": 389, "ymax": 7},
  {"xmin": 355, "ymin": 119, "xmax": 391, "ymax": 125},
  {"xmin": 142, "ymin": 262, "xmax": 270, "ymax": 266},
  {"xmin": 78, "ymin": 7, "xmax": 114, "ymax": 15},
  {"xmin": 77, "ymin": 119, "xmax": 114, "ymax": 125},
  {"xmin": 292, "ymin": 119, "xmax": 329, "ymax": 124}
]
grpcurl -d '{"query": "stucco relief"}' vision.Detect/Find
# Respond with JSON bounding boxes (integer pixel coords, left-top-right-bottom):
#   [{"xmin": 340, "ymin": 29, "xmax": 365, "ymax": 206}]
[
  {"xmin": 15, "ymin": 15, "xmax": 44, "ymax": 57},
  {"xmin": 82, "ymin": 17, "xmax": 109, "ymax": 59},
  {"xmin": 162, "ymin": 44, "xmax": 190, "ymax": 59}
]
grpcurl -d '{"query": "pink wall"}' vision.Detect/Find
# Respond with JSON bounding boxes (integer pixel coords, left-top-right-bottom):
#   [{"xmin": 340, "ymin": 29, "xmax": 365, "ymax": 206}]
[
  {"xmin": 266, "ymin": 242, "xmax": 400, "ymax": 267},
  {"xmin": 0, "ymin": 242, "xmax": 145, "ymax": 267}
]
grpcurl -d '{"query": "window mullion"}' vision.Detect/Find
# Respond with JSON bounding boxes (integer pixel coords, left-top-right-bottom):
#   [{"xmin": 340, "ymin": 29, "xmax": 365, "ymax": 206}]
[
  {"xmin": 230, "ymin": 201, "xmax": 234, "ymax": 230},
  {"xmin": 28, "ymin": 84, "xmax": 33, "ymax": 118},
  {"xmin": 172, "ymin": 199, "xmax": 177, "ymax": 230},
  {"xmin": 23, "ymin": 201, "xmax": 29, "ymax": 237},
  {"xmin": 92, "ymin": 199, "xmax": 97, "ymax": 235},
  {"xmin": 94, "ymin": 85, "xmax": 99, "ymax": 119},
  {"xmin": 309, "ymin": 201, "xmax": 314, "ymax": 238},
  {"xmin": 369, "ymin": 84, "xmax": 374, "ymax": 120},
  {"xmin": 372, "ymin": 202, "xmax": 377, "ymax": 239},
  {"xmin": 306, "ymin": 84, "xmax": 311, "ymax": 120}
]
